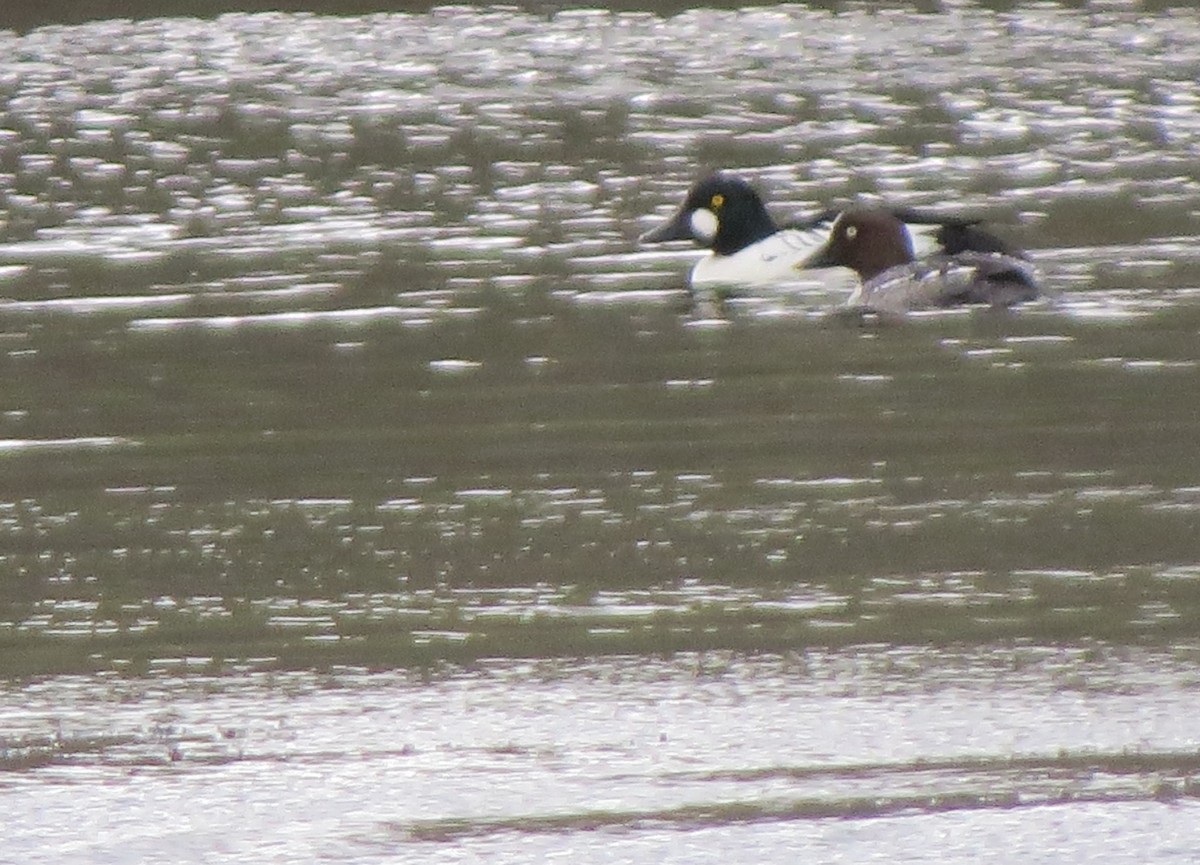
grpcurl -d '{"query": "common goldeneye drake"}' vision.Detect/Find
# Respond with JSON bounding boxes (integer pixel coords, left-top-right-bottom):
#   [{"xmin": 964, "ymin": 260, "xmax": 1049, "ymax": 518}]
[
  {"xmin": 639, "ymin": 173, "xmax": 1023, "ymax": 289},
  {"xmin": 802, "ymin": 207, "xmax": 1040, "ymax": 313}
]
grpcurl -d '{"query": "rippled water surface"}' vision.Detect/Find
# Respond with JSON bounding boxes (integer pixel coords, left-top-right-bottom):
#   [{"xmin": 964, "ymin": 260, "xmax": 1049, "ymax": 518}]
[{"xmin": 2, "ymin": 2, "xmax": 1200, "ymax": 862}]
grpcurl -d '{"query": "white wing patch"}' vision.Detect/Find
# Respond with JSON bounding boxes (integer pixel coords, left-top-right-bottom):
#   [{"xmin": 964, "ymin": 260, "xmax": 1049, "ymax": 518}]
[{"xmin": 907, "ymin": 223, "xmax": 943, "ymax": 258}]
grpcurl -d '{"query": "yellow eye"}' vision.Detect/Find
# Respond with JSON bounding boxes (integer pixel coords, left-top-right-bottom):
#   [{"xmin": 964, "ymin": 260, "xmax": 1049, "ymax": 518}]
[{"xmin": 710, "ymin": 194, "xmax": 725, "ymax": 210}]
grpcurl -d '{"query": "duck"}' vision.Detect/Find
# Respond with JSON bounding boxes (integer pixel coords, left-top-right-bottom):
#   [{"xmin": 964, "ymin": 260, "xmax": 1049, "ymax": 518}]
[
  {"xmin": 800, "ymin": 207, "xmax": 1040, "ymax": 313},
  {"xmin": 639, "ymin": 173, "xmax": 1026, "ymax": 291}
]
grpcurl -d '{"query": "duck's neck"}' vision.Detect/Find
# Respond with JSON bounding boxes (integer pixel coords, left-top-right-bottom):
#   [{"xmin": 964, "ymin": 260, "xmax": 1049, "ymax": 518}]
[{"xmin": 855, "ymin": 228, "xmax": 916, "ymax": 282}]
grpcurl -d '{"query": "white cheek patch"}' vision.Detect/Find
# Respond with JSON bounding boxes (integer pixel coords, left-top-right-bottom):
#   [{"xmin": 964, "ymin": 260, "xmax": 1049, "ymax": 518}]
[{"xmin": 689, "ymin": 208, "xmax": 719, "ymax": 242}]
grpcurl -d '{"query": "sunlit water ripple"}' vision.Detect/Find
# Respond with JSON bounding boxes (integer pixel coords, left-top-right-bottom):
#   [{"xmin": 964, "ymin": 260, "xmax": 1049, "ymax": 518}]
[{"xmin": 2, "ymin": 3, "xmax": 1200, "ymax": 863}]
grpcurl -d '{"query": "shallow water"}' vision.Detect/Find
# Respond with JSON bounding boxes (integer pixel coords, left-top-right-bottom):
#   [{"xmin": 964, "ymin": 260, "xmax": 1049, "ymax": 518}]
[{"xmin": 2, "ymin": 2, "xmax": 1200, "ymax": 862}]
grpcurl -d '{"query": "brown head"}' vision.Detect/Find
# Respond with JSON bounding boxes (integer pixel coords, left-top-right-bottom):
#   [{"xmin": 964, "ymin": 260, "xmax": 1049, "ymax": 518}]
[{"xmin": 801, "ymin": 208, "xmax": 916, "ymax": 282}]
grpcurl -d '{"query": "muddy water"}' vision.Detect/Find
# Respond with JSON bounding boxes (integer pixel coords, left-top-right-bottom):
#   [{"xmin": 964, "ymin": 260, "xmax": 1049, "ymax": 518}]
[{"xmin": 2, "ymin": 3, "xmax": 1200, "ymax": 862}]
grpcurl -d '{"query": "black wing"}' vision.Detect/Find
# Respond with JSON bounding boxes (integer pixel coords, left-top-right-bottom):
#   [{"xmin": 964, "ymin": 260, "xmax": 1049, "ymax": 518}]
[
  {"xmin": 889, "ymin": 206, "xmax": 1028, "ymax": 259},
  {"xmin": 778, "ymin": 208, "xmax": 842, "ymax": 231},
  {"xmin": 784, "ymin": 205, "xmax": 1028, "ymax": 259}
]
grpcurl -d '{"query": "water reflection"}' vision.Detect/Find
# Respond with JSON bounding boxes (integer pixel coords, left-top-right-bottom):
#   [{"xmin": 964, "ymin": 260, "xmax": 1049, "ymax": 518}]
[
  {"xmin": 3, "ymin": 4, "xmax": 1200, "ymax": 861},
  {"xmin": 4, "ymin": 648, "xmax": 1200, "ymax": 863},
  {"xmin": 1, "ymin": 6, "xmax": 1199, "ymax": 307},
  {"xmin": 3, "ymin": 463, "xmax": 1199, "ymax": 675}
]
